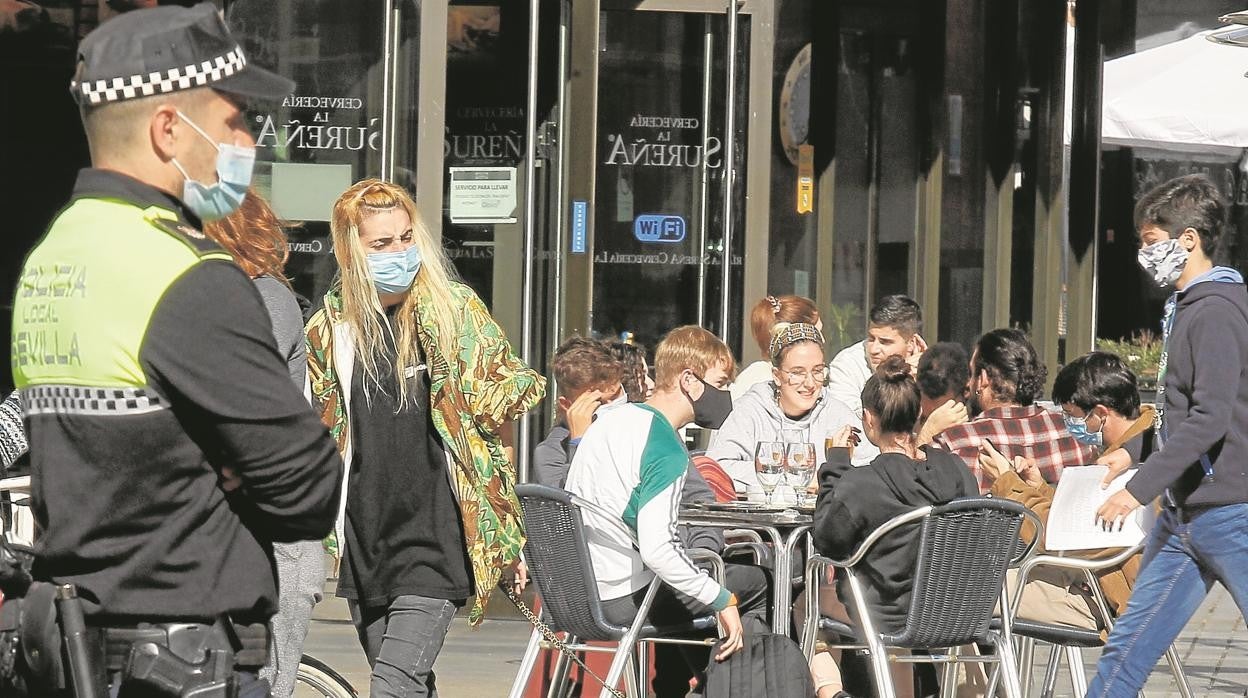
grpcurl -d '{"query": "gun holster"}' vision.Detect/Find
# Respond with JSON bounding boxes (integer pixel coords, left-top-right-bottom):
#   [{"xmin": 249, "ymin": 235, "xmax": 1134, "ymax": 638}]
[
  {"xmin": 0, "ymin": 585, "xmax": 245, "ymax": 697},
  {"xmin": 124, "ymin": 641, "xmax": 235, "ymax": 697},
  {"xmin": 116, "ymin": 620, "xmax": 241, "ymax": 697}
]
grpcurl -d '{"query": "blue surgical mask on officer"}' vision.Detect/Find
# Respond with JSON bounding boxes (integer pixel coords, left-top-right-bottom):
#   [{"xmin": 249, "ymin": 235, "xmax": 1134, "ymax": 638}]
[
  {"xmin": 1063, "ymin": 411, "xmax": 1104, "ymax": 448},
  {"xmin": 368, "ymin": 245, "xmax": 423, "ymax": 294},
  {"xmin": 170, "ymin": 110, "xmax": 255, "ymax": 221}
]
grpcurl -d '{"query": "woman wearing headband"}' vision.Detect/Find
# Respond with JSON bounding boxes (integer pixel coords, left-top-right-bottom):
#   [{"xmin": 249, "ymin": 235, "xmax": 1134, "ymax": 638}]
[
  {"xmin": 732, "ymin": 295, "xmax": 822, "ymax": 400},
  {"xmin": 708, "ymin": 322, "xmax": 873, "ymax": 491},
  {"xmin": 305, "ymin": 179, "xmax": 544, "ymax": 697}
]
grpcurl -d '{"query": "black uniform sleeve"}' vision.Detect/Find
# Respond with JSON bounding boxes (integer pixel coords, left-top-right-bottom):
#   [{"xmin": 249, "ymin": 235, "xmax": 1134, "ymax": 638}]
[{"xmin": 142, "ymin": 261, "xmax": 343, "ymax": 542}]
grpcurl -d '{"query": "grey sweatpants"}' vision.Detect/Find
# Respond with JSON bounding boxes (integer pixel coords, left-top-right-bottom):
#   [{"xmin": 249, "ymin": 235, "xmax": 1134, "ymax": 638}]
[{"xmin": 260, "ymin": 540, "xmax": 326, "ymax": 697}]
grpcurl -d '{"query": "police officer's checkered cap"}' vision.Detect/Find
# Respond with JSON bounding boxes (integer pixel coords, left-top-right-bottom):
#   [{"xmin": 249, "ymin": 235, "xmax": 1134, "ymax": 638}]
[{"xmin": 72, "ymin": 4, "xmax": 293, "ymax": 106}]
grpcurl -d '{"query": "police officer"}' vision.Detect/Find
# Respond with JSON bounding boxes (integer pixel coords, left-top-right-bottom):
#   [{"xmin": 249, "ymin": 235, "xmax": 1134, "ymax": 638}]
[{"xmin": 9, "ymin": 5, "xmax": 342, "ymax": 696}]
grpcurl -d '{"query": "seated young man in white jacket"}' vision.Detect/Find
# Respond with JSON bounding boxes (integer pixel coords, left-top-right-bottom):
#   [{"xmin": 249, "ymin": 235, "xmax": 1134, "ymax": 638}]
[
  {"xmin": 565, "ymin": 326, "xmax": 769, "ymax": 696},
  {"xmin": 826, "ymin": 294, "xmax": 926, "ymax": 420}
]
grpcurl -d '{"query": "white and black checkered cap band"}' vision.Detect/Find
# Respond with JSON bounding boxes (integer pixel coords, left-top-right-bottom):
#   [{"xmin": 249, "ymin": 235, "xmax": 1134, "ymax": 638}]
[
  {"xmin": 74, "ymin": 46, "xmax": 248, "ymax": 105},
  {"xmin": 21, "ymin": 385, "xmax": 166, "ymax": 416}
]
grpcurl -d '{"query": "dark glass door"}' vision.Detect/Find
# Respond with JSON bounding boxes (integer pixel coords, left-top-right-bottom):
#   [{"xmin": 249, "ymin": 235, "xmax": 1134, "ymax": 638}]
[
  {"xmin": 225, "ymin": 0, "xmax": 421, "ymax": 308},
  {"xmin": 588, "ymin": 4, "xmax": 750, "ymax": 351},
  {"xmin": 829, "ymin": 30, "xmax": 921, "ymax": 328}
]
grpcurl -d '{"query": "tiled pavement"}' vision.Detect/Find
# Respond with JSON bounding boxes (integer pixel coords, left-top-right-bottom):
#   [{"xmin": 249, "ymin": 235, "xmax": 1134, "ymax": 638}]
[
  {"xmin": 304, "ymin": 582, "xmax": 1246, "ymax": 697},
  {"xmin": 303, "ymin": 580, "xmax": 533, "ymax": 696}
]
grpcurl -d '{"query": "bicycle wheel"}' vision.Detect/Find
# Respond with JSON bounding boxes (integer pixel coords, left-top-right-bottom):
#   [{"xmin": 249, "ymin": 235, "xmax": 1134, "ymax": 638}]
[{"xmin": 294, "ymin": 654, "xmax": 357, "ymax": 698}]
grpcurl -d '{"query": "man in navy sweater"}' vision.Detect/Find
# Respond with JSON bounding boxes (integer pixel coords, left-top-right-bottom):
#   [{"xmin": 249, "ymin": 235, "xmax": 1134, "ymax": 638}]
[{"xmin": 1088, "ymin": 174, "xmax": 1248, "ymax": 697}]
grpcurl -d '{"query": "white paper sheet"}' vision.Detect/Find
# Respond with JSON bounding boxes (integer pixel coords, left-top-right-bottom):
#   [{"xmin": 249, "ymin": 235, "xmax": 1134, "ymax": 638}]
[{"xmin": 1045, "ymin": 466, "xmax": 1155, "ymax": 551}]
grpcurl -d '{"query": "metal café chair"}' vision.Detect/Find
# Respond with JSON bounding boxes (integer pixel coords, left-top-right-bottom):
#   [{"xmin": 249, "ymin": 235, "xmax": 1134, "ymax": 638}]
[
  {"xmin": 799, "ymin": 498, "xmax": 1040, "ymax": 698},
  {"xmin": 1009, "ymin": 545, "xmax": 1194, "ymax": 698},
  {"xmin": 507, "ymin": 483, "xmax": 725, "ymax": 698}
]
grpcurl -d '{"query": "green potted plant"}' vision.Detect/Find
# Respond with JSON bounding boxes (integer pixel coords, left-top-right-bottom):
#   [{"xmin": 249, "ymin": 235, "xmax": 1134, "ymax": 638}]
[
  {"xmin": 823, "ymin": 302, "xmax": 861, "ymax": 353},
  {"xmin": 1096, "ymin": 332, "xmax": 1162, "ymax": 397}
]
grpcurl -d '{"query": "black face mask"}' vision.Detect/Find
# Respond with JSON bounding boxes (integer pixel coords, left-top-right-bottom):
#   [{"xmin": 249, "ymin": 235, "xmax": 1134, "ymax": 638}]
[{"xmin": 683, "ymin": 376, "xmax": 734, "ymax": 429}]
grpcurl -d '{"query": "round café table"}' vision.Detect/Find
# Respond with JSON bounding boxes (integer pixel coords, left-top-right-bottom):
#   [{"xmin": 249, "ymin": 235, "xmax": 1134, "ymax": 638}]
[{"xmin": 678, "ymin": 502, "xmax": 813, "ymax": 636}]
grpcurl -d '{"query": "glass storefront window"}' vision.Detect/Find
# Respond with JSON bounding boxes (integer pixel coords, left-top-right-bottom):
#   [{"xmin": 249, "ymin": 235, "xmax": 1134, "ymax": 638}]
[
  {"xmin": 224, "ymin": 0, "xmax": 420, "ymax": 307},
  {"xmin": 441, "ymin": 2, "xmax": 530, "ymax": 308},
  {"xmin": 830, "ymin": 31, "xmax": 872, "ymax": 320},
  {"xmin": 767, "ymin": 5, "xmax": 817, "ymax": 304},
  {"xmin": 827, "ymin": 30, "xmax": 920, "ymax": 345},
  {"xmin": 591, "ymin": 9, "xmax": 749, "ymax": 351}
]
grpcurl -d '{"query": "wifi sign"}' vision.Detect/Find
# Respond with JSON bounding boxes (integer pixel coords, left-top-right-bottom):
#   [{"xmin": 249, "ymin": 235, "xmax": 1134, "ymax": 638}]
[{"xmin": 633, "ymin": 214, "xmax": 687, "ymax": 243}]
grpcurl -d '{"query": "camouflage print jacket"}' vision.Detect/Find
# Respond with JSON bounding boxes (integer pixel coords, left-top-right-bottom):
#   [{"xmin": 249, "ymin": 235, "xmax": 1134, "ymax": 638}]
[{"xmin": 305, "ymin": 281, "xmax": 545, "ymax": 624}]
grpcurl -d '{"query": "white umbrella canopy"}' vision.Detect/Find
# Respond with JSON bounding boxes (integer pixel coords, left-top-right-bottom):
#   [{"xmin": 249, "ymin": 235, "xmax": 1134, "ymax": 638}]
[{"xmin": 1102, "ymin": 24, "xmax": 1248, "ymax": 154}]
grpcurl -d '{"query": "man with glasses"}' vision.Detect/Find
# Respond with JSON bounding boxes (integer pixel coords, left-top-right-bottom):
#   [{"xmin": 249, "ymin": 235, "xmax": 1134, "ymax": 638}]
[{"xmin": 978, "ymin": 352, "xmax": 1154, "ymax": 634}]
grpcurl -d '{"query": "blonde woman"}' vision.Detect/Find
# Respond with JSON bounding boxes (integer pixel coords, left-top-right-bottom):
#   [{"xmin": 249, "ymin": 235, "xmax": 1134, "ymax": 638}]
[{"xmin": 305, "ymin": 179, "xmax": 544, "ymax": 697}]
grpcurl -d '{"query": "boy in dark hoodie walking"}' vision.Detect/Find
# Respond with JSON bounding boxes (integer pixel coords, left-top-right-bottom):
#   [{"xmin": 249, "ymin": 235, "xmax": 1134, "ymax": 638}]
[{"xmin": 1088, "ymin": 174, "xmax": 1248, "ymax": 698}]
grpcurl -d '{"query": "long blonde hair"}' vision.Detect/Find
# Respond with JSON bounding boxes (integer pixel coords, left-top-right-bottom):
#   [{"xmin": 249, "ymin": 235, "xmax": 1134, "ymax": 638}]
[{"xmin": 330, "ymin": 179, "xmax": 461, "ymax": 406}]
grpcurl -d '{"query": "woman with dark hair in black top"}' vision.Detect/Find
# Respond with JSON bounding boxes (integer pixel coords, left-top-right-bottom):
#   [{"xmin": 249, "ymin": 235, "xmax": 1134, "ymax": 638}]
[{"xmin": 810, "ymin": 356, "xmax": 978, "ymax": 698}]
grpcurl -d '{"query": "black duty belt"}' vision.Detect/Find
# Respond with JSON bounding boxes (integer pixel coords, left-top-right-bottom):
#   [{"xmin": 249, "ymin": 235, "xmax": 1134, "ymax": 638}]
[{"xmin": 100, "ymin": 621, "xmax": 269, "ymax": 672}]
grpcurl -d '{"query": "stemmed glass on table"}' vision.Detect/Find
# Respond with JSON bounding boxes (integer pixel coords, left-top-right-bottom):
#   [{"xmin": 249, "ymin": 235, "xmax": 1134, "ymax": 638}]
[
  {"xmin": 754, "ymin": 441, "xmax": 786, "ymax": 505},
  {"xmin": 785, "ymin": 442, "xmax": 817, "ymax": 506}
]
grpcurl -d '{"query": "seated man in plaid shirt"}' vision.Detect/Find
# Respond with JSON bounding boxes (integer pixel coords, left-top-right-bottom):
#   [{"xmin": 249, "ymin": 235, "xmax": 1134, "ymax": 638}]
[{"xmin": 934, "ymin": 328, "xmax": 1098, "ymax": 493}]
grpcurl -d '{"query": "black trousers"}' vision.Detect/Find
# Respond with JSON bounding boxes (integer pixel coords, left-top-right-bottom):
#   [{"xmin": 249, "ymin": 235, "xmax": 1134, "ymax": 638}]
[{"xmin": 601, "ymin": 562, "xmax": 771, "ymax": 698}]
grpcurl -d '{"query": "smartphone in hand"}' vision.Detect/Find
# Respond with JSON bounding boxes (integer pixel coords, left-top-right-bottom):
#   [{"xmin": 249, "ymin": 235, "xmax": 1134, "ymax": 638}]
[{"xmin": 981, "ymin": 438, "xmax": 1005, "ymax": 457}]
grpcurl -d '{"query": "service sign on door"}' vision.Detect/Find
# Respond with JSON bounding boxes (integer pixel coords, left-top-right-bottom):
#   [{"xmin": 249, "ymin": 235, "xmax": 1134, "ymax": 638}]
[{"xmin": 448, "ymin": 166, "xmax": 518, "ymax": 224}]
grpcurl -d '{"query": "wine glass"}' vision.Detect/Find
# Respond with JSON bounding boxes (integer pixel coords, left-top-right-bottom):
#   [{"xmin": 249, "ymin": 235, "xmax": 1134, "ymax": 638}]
[
  {"xmin": 785, "ymin": 442, "xmax": 817, "ymax": 504},
  {"xmin": 754, "ymin": 441, "xmax": 786, "ymax": 504}
]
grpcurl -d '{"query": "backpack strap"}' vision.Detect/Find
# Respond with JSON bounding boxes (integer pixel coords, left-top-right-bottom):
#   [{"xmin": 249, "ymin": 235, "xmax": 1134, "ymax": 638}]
[
  {"xmin": 764, "ymin": 635, "xmax": 783, "ymax": 697},
  {"xmin": 734, "ymin": 636, "xmax": 753, "ymax": 697}
]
